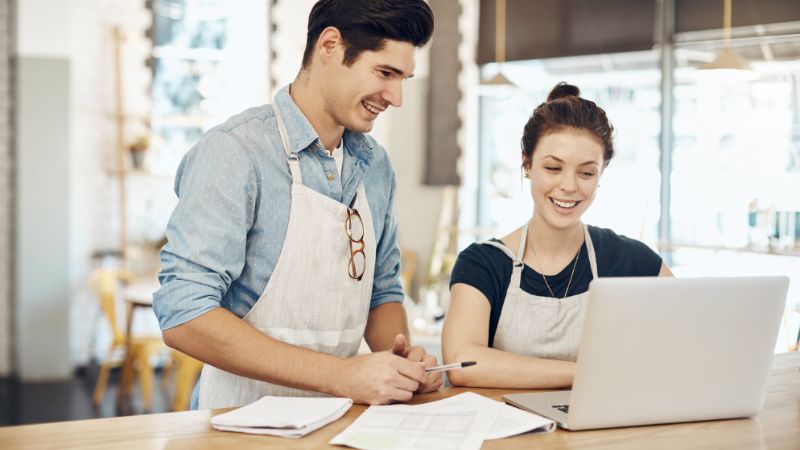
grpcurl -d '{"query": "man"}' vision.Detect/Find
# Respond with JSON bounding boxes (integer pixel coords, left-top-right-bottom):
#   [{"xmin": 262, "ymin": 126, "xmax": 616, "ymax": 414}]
[{"xmin": 153, "ymin": 0, "xmax": 442, "ymax": 409}]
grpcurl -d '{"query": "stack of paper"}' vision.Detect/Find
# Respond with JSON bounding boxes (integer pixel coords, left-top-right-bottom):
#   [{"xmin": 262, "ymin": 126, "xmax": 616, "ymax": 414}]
[
  {"xmin": 210, "ymin": 396, "xmax": 352, "ymax": 438},
  {"xmin": 330, "ymin": 392, "xmax": 555, "ymax": 450}
]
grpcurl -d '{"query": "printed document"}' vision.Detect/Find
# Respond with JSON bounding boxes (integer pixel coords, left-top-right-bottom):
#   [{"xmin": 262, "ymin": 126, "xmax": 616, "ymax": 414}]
[
  {"xmin": 330, "ymin": 391, "xmax": 556, "ymax": 449},
  {"xmin": 330, "ymin": 403, "xmax": 495, "ymax": 450},
  {"xmin": 418, "ymin": 392, "xmax": 556, "ymax": 439}
]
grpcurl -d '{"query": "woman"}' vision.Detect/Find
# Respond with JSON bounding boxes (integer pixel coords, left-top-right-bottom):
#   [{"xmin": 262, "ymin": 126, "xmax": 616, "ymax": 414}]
[{"xmin": 443, "ymin": 82, "xmax": 672, "ymax": 389}]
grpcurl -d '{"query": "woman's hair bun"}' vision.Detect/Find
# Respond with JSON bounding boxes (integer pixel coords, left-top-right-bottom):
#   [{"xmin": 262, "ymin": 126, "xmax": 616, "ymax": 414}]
[{"xmin": 547, "ymin": 82, "xmax": 580, "ymax": 101}]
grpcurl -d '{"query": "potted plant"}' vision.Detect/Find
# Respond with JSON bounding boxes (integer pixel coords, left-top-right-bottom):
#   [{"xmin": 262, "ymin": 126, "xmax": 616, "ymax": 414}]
[{"xmin": 129, "ymin": 135, "xmax": 150, "ymax": 169}]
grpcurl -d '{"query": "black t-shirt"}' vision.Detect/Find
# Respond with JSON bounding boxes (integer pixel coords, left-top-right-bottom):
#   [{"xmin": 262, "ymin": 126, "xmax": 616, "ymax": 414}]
[{"xmin": 449, "ymin": 225, "xmax": 663, "ymax": 347}]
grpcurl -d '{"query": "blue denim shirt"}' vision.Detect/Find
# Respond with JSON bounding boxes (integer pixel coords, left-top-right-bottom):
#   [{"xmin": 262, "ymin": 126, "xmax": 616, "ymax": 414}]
[{"xmin": 153, "ymin": 85, "xmax": 404, "ymax": 331}]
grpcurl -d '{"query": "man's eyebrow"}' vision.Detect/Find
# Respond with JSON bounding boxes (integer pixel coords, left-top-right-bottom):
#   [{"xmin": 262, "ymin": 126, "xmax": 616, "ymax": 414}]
[{"xmin": 377, "ymin": 64, "xmax": 414, "ymax": 79}]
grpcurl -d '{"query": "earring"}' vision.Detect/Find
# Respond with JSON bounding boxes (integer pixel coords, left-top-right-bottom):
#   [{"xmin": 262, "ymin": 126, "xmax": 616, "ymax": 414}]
[{"xmin": 524, "ymin": 171, "xmax": 530, "ymax": 179}]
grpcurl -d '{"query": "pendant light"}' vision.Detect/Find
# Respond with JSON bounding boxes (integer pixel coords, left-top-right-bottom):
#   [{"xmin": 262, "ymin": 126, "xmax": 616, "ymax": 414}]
[
  {"xmin": 699, "ymin": 0, "xmax": 756, "ymax": 76},
  {"xmin": 482, "ymin": 0, "xmax": 516, "ymax": 87}
]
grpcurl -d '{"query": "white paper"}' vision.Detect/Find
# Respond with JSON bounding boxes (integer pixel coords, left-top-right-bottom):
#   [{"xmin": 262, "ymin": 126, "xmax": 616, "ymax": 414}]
[
  {"xmin": 330, "ymin": 403, "xmax": 495, "ymax": 450},
  {"xmin": 210, "ymin": 396, "xmax": 352, "ymax": 438},
  {"xmin": 417, "ymin": 392, "xmax": 556, "ymax": 439},
  {"xmin": 212, "ymin": 423, "xmax": 327, "ymax": 438}
]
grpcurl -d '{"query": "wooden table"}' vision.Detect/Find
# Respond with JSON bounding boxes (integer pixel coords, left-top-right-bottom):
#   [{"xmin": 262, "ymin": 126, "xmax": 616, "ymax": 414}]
[{"xmin": 2, "ymin": 352, "xmax": 798, "ymax": 449}]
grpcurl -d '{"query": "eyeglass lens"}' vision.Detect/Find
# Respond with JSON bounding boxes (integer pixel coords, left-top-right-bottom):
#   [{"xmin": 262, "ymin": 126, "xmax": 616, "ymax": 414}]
[
  {"xmin": 349, "ymin": 251, "xmax": 366, "ymax": 279},
  {"xmin": 347, "ymin": 211, "xmax": 364, "ymax": 241}
]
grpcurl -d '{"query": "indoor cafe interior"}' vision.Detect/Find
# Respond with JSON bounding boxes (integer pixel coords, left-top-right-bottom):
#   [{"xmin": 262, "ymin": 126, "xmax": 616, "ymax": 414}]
[{"xmin": 0, "ymin": 0, "xmax": 799, "ymax": 438}]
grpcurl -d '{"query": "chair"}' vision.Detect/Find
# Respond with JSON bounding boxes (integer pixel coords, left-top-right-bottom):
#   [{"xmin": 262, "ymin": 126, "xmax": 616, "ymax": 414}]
[
  {"xmin": 89, "ymin": 268, "xmax": 164, "ymax": 411},
  {"xmin": 784, "ymin": 304, "xmax": 800, "ymax": 352},
  {"xmin": 400, "ymin": 247, "xmax": 418, "ymax": 298},
  {"xmin": 166, "ymin": 350, "xmax": 203, "ymax": 411}
]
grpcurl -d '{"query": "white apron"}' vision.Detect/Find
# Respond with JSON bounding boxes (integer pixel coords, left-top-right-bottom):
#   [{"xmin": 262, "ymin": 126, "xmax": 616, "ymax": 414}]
[
  {"xmin": 485, "ymin": 223, "xmax": 598, "ymax": 362},
  {"xmin": 198, "ymin": 101, "xmax": 377, "ymax": 409}
]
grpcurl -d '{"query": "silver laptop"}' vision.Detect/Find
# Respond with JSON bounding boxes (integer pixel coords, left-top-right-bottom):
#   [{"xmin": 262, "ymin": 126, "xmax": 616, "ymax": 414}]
[{"xmin": 503, "ymin": 276, "xmax": 789, "ymax": 431}]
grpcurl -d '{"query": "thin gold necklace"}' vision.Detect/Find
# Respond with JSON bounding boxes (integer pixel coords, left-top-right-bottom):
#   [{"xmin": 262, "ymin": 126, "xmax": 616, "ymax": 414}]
[{"xmin": 527, "ymin": 233, "xmax": 581, "ymax": 299}]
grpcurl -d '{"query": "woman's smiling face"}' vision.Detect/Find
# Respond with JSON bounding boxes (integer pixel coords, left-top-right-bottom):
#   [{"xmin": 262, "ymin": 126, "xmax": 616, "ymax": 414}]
[{"xmin": 526, "ymin": 127, "xmax": 605, "ymax": 231}]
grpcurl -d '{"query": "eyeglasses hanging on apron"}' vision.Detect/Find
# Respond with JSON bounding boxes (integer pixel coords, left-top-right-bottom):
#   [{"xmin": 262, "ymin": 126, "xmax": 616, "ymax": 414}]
[{"xmin": 346, "ymin": 196, "xmax": 366, "ymax": 281}]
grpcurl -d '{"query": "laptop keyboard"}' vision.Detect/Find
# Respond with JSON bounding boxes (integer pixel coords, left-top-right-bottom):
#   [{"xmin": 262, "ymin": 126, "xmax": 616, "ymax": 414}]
[{"xmin": 552, "ymin": 404, "xmax": 570, "ymax": 414}]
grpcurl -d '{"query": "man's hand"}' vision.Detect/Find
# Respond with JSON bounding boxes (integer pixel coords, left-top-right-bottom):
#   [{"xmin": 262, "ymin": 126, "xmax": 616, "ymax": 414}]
[
  {"xmin": 390, "ymin": 334, "xmax": 444, "ymax": 394},
  {"xmin": 333, "ymin": 351, "xmax": 429, "ymax": 405}
]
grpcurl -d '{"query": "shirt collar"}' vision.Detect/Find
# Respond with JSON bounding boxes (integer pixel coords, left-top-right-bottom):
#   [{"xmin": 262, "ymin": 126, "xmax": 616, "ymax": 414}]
[{"xmin": 273, "ymin": 84, "xmax": 374, "ymax": 165}]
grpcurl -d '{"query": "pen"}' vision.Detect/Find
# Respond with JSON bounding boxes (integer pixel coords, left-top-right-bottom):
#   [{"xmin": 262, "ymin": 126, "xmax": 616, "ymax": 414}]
[{"xmin": 424, "ymin": 361, "xmax": 477, "ymax": 373}]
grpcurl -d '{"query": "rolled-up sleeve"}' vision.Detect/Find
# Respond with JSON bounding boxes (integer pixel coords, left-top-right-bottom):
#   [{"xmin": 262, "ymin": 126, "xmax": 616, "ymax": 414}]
[
  {"xmin": 154, "ymin": 130, "xmax": 259, "ymax": 330},
  {"xmin": 369, "ymin": 165, "xmax": 405, "ymax": 309}
]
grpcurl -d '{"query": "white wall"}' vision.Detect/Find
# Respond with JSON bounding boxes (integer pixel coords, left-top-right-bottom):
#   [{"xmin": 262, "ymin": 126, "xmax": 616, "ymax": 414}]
[
  {"xmin": 0, "ymin": 0, "xmax": 14, "ymax": 377},
  {"xmin": 269, "ymin": 0, "xmax": 314, "ymax": 95},
  {"xmin": 68, "ymin": 0, "xmax": 151, "ymax": 367},
  {"xmin": 15, "ymin": 0, "xmax": 72, "ymax": 380},
  {"xmin": 13, "ymin": 0, "xmax": 151, "ymax": 378},
  {"xmin": 16, "ymin": 0, "xmax": 70, "ymax": 58}
]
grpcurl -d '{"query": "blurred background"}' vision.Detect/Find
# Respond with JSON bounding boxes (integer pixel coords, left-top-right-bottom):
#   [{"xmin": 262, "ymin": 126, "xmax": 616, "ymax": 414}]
[{"xmin": 1, "ymin": 0, "xmax": 799, "ymax": 425}]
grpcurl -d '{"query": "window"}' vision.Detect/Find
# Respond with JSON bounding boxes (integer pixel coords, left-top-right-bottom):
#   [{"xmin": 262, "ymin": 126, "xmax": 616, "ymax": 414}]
[
  {"xmin": 468, "ymin": 51, "xmax": 661, "ymax": 248},
  {"xmin": 150, "ymin": 0, "xmax": 268, "ymax": 176},
  {"xmin": 126, "ymin": 0, "xmax": 268, "ymax": 245},
  {"xmin": 670, "ymin": 47, "xmax": 800, "ymax": 255},
  {"xmin": 468, "ymin": 24, "xmax": 800, "ymax": 353}
]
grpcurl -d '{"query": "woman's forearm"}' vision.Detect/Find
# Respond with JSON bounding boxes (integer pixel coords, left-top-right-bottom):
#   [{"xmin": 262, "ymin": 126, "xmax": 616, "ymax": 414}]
[{"xmin": 445, "ymin": 343, "xmax": 575, "ymax": 389}]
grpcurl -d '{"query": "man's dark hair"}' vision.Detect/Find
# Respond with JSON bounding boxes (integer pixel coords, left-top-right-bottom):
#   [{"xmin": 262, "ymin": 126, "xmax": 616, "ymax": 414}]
[{"xmin": 301, "ymin": 0, "xmax": 434, "ymax": 69}]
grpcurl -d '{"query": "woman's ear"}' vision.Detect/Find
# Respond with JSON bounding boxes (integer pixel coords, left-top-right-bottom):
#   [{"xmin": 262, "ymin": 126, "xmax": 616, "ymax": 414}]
[{"xmin": 521, "ymin": 154, "xmax": 531, "ymax": 179}]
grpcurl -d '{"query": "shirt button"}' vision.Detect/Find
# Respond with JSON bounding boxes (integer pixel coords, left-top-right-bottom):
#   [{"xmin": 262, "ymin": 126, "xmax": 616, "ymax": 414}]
[{"xmin": 327, "ymin": 173, "xmax": 336, "ymax": 182}]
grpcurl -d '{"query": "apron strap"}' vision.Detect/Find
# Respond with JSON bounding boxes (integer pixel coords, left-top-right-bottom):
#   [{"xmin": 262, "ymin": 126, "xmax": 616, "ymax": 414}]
[
  {"xmin": 517, "ymin": 223, "xmax": 529, "ymax": 261},
  {"xmin": 480, "ymin": 224, "xmax": 526, "ymax": 266},
  {"xmin": 273, "ymin": 100, "xmax": 303, "ymax": 185},
  {"xmin": 583, "ymin": 224, "xmax": 599, "ymax": 279},
  {"xmin": 480, "ymin": 240, "xmax": 524, "ymax": 291},
  {"xmin": 480, "ymin": 240, "xmax": 523, "ymax": 266}
]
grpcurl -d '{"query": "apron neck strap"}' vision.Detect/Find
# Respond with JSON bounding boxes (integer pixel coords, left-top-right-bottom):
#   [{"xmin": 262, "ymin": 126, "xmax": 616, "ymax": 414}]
[
  {"xmin": 273, "ymin": 100, "xmax": 303, "ymax": 185},
  {"xmin": 583, "ymin": 224, "xmax": 599, "ymax": 279},
  {"xmin": 480, "ymin": 240, "xmax": 523, "ymax": 267},
  {"xmin": 517, "ymin": 223, "xmax": 529, "ymax": 260}
]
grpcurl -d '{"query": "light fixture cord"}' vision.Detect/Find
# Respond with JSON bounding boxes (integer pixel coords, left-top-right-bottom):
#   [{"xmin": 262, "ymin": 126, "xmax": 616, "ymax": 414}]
[
  {"xmin": 495, "ymin": 0, "xmax": 506, "ymax": 64},
  {"xmin": 723, "ymin": 0, "xmax": 732, "ymax": 45}
]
